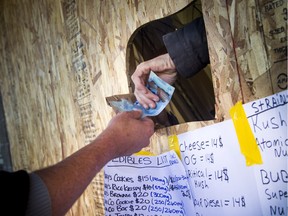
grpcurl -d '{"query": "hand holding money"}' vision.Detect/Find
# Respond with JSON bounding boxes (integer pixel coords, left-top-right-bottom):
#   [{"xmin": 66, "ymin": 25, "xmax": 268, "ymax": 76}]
[
  {"xmin": 131, "ymin": 53, "xmax": 177, "ymax": 109},
  {"xmin": 110, "ymin": 71, "xmax": 175, "ymax": 118}
]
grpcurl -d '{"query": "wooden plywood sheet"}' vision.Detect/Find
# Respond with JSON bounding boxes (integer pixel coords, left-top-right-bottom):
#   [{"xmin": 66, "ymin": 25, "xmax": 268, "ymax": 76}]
[
  {"xmin": 226, "ymin": 0, "xmax": 287, "ymax": 100},
  {"xmin": 1, "ymin": 0, "xmax": 285, "ymax": 215},
  {"xmin": 201, "ymin": 0, "xmax": 246, "ymax": 120},
  {"xmin": 0, "ymin": 0, "xmax": 192, "ymax": 215}
]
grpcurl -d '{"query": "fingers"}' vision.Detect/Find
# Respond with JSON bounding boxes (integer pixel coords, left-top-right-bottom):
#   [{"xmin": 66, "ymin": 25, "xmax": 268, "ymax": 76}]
[
  {"xmin": 132, "ymin": 63, "xmax": 157, "ymax": 109},
  {"xmin": 136, "ymin": 116, "xmax": 155, "ymax": 148},
  {"xmin": 133, "ymin": 75, "xmax": 159, "ymax": 109},
  {"xmin": 121, "ymin": 111, "xmax": 155, "ymax": 134},
  {"xmin": 131, "ymin": 64, "xmax": 150, "ymax": 86},
  {"xmin": 142, "ymin": 117, "xmax": 155, "ymax": 135},
  {"xmin": 123, "ymin": 109, "xmax": 143, "ymax": 119},
  {"xmin": 132, "ymin": 55, "xmax": 176, "ymax": 109},
  {"xmin": 108, "ymin": 111, "xmax": 154, "ymax": 157},
  {"xmin": 135, "ymin": 90, "xmax": 159, "ymax": 109}
]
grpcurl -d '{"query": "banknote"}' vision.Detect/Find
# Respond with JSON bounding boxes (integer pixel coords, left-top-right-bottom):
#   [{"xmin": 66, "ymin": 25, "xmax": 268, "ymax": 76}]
[{"xmin": 110, "ymin": 71, "xmax": 175, "ymax": 117}]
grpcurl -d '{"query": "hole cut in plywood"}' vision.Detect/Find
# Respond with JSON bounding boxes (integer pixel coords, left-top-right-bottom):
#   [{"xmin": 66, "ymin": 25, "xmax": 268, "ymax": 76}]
[{"xmin": 126, "ymin": 0, "xmax": 215, "ymax": 127}]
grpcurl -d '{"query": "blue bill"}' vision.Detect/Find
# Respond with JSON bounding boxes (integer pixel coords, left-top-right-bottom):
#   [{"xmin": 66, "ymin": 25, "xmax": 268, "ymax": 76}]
[{"xmin": 110, "ymin": 71, "xmax": 175, "ymax": 117}]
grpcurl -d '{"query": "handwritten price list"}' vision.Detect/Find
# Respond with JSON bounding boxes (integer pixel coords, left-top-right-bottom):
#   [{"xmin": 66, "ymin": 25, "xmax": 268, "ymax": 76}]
[
  {"xmin": 245, "ymin": 91, "xmax": 287, "ymax": 215},
  {"xmin": 104, "ymin": 151, "xmax": 195, "ymax": 216},
  {"xmin": 178, "ymin": 126, "xmax": 261, "ymax": 216},
  {"xmin": 180, "ymin": 136, "xmax": 231, "ymax": 191}
]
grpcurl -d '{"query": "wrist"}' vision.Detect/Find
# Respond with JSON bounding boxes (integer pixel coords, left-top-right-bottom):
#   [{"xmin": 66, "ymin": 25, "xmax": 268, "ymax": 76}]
[
  {"xmin": 167, "ymin": 54, "xmax": 175, "ymax": 70},
  {"xmin": 163, "ymin": 53, "xmax": 175, "ymax": 70},
  {"xmin": 95, "ymin": 128, "xmax": 121, "ymax": 160}
]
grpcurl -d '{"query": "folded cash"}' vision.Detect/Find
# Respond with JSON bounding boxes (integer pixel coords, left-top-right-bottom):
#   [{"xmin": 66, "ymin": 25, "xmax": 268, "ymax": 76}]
[{"xmin": 110, "ymin": 71, "xmax": 175, "ymax": 117}]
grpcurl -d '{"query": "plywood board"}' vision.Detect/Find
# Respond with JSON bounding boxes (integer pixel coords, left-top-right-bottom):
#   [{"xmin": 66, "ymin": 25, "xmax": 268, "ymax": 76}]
[
  {"xmin": 0, "ymin": 0, "xmax": 192, "ymax": 215},
  {"xmin": 1, "ymin": 0, "xmax": 286, "ymax": 215}
]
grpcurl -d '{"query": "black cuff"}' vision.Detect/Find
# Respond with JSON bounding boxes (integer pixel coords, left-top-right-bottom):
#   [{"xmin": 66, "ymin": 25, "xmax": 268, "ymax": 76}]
[
  {"xmin": 25, "ymin": 173, "xmax": 52, "ymax": 216},
  {"xmin": 163, "ymin": 17, "xmax": 210, "ymax": 78}
]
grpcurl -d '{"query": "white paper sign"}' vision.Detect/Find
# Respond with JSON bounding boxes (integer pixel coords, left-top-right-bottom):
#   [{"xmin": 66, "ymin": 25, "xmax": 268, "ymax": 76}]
[
  {"xmin": 178, "ymin": 120, "xmax": 262, "ymax": 215},
  {"xmin": 104, "ymin": 150, "xmax": 195, "ymax": 216},
  {"xmin": 244, "ymin": 91, "xmax": 287, "ymax": 215}
]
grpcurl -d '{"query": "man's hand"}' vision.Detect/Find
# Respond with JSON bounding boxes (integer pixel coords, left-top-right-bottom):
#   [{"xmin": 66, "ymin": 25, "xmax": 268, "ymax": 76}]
[
  {"xmin": 34, "ymin": 110, "xmax": 154, "ymax": 216},
  {"xmin": 103, "ymin": 110, "xmax": 154, "ymax": 157},
  {"xmin": 131, "ymin": 53, "xmax": 177, "ymax": 109}
]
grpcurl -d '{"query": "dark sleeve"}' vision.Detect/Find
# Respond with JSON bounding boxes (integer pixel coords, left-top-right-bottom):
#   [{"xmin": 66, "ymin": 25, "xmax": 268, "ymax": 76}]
[
  {"xmin": 25, "ymin": 173, "xmax": 52, "ymax": 216},
  {"xmin": 163, "ymin": 16, "xmax": 210, "ymax": 78},
  {"xmin": 0, "ymin": 170, "xmax": 30, "ymax": 215}
]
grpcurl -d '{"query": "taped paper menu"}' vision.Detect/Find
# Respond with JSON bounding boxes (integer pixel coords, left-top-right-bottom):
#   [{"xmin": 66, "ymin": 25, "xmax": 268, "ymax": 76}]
[
  {"xmin": 104, "ymin": 90, "xmax": 287, "ymax": 216},
  {"xmin": 104, "ymin": 150, "xmax": 196, "ymax": 215},
  {"xmin": 244, "ymin": 90, "xmax": 287, "ymax": 215}
]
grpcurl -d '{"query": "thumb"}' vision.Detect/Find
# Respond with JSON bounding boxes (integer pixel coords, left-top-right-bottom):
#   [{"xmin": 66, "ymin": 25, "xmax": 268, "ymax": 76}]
[{"xmin": 126, "ymin": 109, "xmax": 143, "ymax": 119}]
